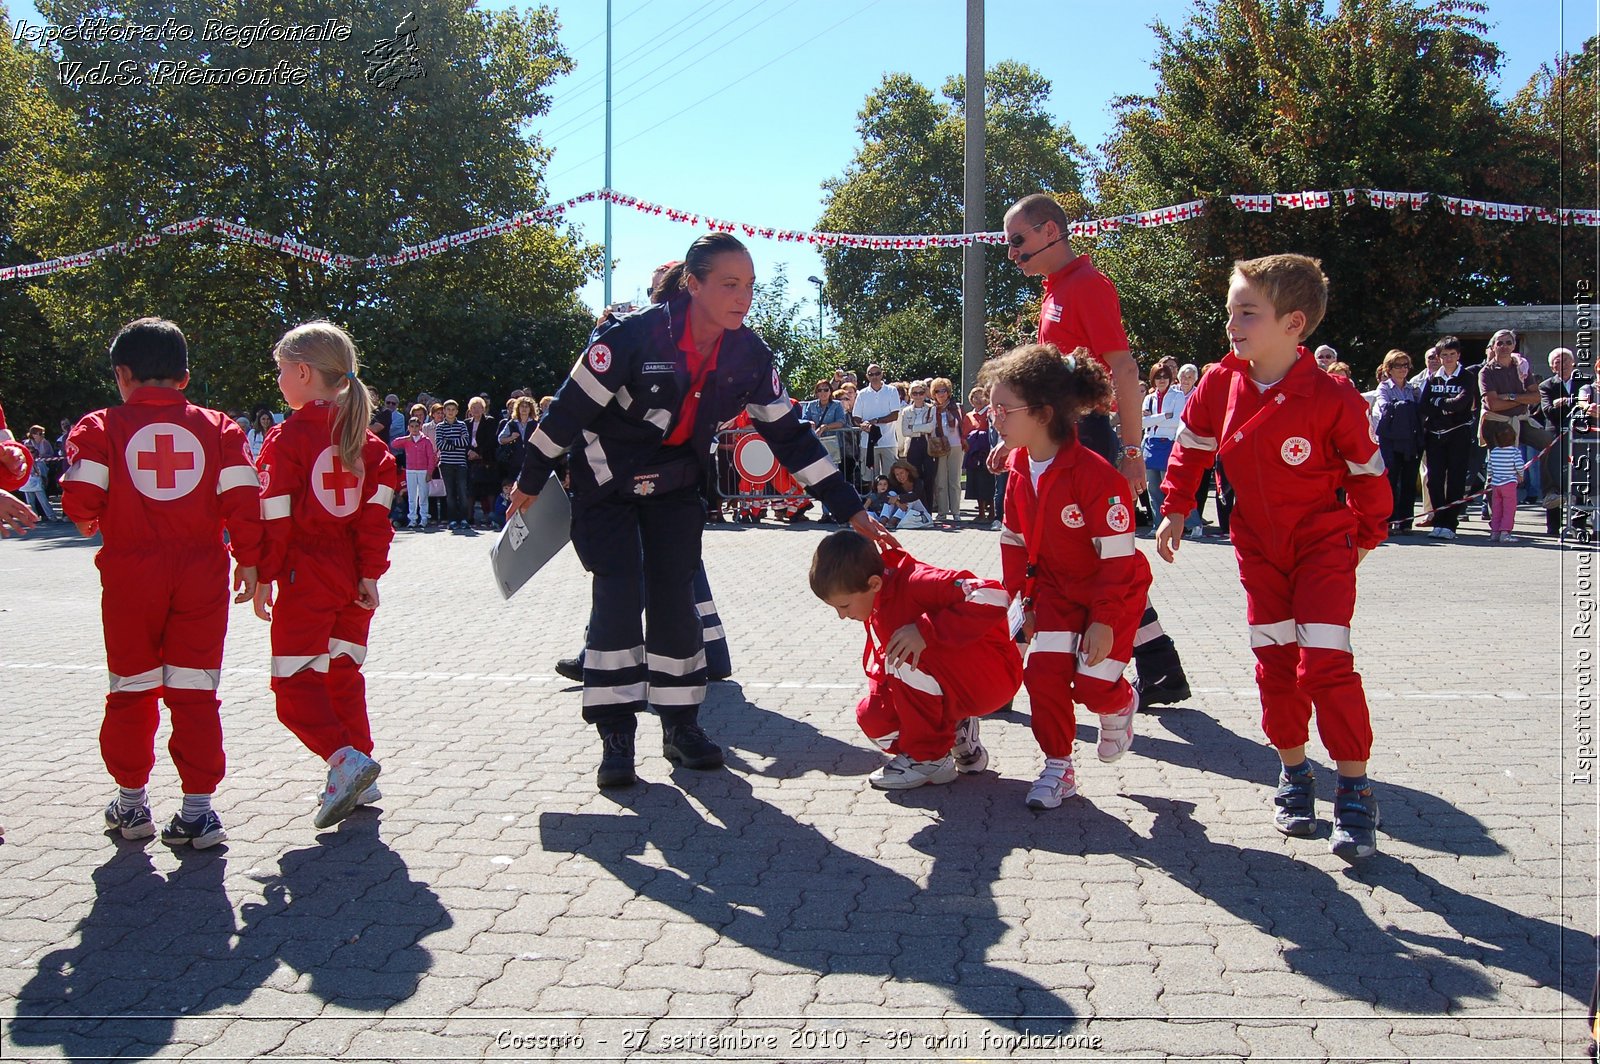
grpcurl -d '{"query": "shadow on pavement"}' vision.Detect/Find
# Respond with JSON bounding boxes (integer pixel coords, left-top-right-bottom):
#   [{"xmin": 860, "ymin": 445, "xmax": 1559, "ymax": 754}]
[
  {"xmin": 10, "ymin": 820, "xmax": 449, "ymax": 1061},
  {"xmin": 540, "ymin": 689, "xmax": 1079, "ymax": 1034}
]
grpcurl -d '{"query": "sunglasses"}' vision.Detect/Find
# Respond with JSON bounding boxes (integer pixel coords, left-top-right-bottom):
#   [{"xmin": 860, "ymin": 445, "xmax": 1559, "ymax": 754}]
[
  {"xmin": 1007, "ymin": 221, "xmax": 1045, "ymax": 248},
  {"xmin": 933, "ymin": 388, "xmax": 950, "ymax": 395},
  {"xmin": 991, "ymin": 402, "xmax": 1041, "ymax": 421}
]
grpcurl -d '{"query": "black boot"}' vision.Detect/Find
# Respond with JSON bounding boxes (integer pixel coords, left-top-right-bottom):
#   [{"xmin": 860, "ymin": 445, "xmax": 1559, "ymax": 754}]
[
  {"xmin": 595, "ymin": 719, "xmax": 637, "ymax": 789},
  {"xmin": 555, "ymin": 653, "xmax": 584, "ymax": 683},
  {"xmin": 661, "ymin": 708, "xmax": 724, "ymax": 770}
]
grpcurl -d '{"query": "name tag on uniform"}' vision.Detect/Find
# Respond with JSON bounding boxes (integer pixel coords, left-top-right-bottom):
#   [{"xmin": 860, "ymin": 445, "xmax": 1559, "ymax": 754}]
[
  {"xmin": 1008, "ymin": 593, "xmax": 1028, "ymax": 641},
  {"xmin": 642, "ymin": 361, "xmax": 676, "ymax": 374}
]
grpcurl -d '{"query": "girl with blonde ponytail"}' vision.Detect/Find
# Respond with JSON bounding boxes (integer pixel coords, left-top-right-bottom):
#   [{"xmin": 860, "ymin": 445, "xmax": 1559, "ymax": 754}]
[{"xmin": 255, "ymin": 320, "xmax": 399, "ymax": 833}]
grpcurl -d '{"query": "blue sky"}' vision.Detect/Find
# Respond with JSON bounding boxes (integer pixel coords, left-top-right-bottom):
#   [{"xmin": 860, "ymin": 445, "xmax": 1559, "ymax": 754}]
[{"xmin": 8, "ymin": 0, "xmax": 1594, "ymax": 315}]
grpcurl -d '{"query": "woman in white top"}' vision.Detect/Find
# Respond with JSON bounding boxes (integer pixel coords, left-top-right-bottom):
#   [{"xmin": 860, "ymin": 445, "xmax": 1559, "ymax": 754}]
[
  {"xmin": 896, "ymin": 381, "xmax": 936, "ymax": 509},
  {"xmin": 1141, "ymin": 364, "xmax": 1184, "ymax": 528}
]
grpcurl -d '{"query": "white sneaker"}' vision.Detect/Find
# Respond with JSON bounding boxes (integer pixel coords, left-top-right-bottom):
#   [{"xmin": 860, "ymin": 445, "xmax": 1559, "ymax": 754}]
[
  {"xmin": 1026, "ymin": 757, "xmax": 1077, "ymax": 809},
  {"xmin": 952, "ymin": 717, "xmax": 988, "ymax": 774},
  {"xmin": 990, "ymin": 520, "xmax": 1003, "ymax": 531},
  {"xmin": 1186, "ymin": 525, "xmax": 1206, "ymax": 540},
  {"xmin": 314, "ymin": 747, "xmax": 382, "ymax": 829},
  {"xmin": 1439, "ymin": 527, "xmax": 1456, "ymax": 540},
  {"xmin": 1097, "ymin": 689, "xmax": 1138, "ymax": 763},
  {"xmin": 355, "ymin": 783, "xmax": 382, "ymax": 806},
  {"xmin": 870, "ymin": 753, "xmax": 959, "ymax": 790}
]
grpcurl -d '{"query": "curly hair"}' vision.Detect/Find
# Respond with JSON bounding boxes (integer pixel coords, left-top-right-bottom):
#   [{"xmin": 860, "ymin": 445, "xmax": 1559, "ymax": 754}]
[{"xmin": 978, "ymin": 343, "xmax": 1114, "ymax": 444}]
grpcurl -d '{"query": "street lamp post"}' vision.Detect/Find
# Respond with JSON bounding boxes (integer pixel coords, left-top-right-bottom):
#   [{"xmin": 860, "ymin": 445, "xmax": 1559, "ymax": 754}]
[{"xmin": 807, "ymin": 275, "xmax": 824, "ymax": 341}]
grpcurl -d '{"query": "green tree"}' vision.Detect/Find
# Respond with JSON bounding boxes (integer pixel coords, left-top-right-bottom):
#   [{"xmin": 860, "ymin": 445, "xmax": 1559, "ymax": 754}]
[
  {"xmin": 1094, "ymin": 0, "xmax": 1543, "ymax": 379},
  {"xmin": 816, "ymin": 61, "xmax": 1087, "ymax": 340},
  {"xmin": 9, "ymin": 0, "xmax": 597, "ymax": 413},
  {"xmin": 0, "ymin": 5, "xmax": 107, "ymax": 427}
]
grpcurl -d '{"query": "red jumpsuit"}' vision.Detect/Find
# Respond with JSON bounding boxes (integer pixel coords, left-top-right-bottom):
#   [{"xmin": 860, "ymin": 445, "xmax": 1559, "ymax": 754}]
[
  {"xmin": 1000, "ymin": 441, "xmax": 1152, "ymax": 759},
  {"xmin": 1160, "ymin": 348, "xmax": 1390, "ymax": 761},
  {"xmin": 856, "ymin": 549, "xmax": 1023, "ymax": 761},
  {"xmin": 0, "ymin": 400, "xmax": 32, "ymax": 491},
  {"xmin": 257, "ymin": 402, "xmax": 397, "ymax": 761},
  {"xmin": 60, "ymin": 387, "xmax": 264, "ymax": 794}
]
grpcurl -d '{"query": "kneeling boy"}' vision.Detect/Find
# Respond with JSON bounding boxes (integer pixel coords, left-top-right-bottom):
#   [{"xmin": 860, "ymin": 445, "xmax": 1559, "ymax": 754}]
[{"xmin": 810, "ymin": 530, "xmax": 1022, "ymax": 789}]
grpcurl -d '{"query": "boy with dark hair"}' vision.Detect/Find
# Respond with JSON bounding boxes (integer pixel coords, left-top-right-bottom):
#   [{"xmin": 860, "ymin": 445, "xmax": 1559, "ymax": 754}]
[
  {"xmin": 810, "ymin": 530, "xmax": 1022, "ymax": 789},
  {"xmin": 1419, "ymin": 334, "xmax": 1480, "ymax": 539},
  {"xmin": 61, "ymin": 318, "xmax": 265, "ymax": 848},
  {"xmin": 1155, "ymin": 254, "xmax": 1392, "ymax": 862}
]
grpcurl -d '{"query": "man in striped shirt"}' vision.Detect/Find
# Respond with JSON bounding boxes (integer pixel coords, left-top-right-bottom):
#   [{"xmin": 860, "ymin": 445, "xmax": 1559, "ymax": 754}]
[{"xmin": 434, "ymin": 399, "xmax": 471, "ymax": 529}]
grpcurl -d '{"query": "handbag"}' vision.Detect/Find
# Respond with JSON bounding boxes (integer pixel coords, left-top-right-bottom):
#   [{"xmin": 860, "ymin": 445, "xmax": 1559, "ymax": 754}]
[{"xmin": 427, "ymin": 474, "xmax": 446, "ymax": 498}]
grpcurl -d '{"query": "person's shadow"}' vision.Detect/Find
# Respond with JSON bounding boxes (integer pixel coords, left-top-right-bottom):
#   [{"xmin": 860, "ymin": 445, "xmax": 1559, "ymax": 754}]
[
  {"xmin": 538, "ymin": 684, "xmax": 1079, "ymax": 1033},
  {"xmin": 10, "ymin": 820, "xmax": 450, "ymax": 1061},
  {"xmin": 10, "ymin": 847, "xmax": 243, "ymax": 1061}
]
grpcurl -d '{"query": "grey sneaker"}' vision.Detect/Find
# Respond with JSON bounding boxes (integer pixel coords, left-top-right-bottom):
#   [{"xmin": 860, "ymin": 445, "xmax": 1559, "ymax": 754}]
[
  {"xmin": 870, "ymin": 753, "xmax": 959, "ymax": 790},
  {"xmin": 314, "ymin": 747, "xmax": 381, "ymax": 829},
  {"xmin": 952, "ymin": 717, "xmax": 988, "ymax": 774}
]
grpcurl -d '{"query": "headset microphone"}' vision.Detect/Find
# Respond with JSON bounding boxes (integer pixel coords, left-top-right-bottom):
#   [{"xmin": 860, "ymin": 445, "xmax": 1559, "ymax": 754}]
[{"xmin": 1017, "ymin": 236, "xmax": 1064, "ymax": 264}]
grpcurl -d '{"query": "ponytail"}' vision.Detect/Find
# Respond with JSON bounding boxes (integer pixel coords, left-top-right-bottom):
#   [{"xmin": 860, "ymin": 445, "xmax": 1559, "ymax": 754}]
[{"xmin": 272, "ymin": 321, "xmax": 373, "ymax": 473}]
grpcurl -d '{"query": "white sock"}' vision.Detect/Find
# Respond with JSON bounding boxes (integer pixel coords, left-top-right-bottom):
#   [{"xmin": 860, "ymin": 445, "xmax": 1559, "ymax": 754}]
[
  {"xmin": 118, "ymin": 786, "xmax": 147, "ymax": 811},
  {"xmin": 181, "ymin": 793, "xmax": 212, "ymax": 820}
]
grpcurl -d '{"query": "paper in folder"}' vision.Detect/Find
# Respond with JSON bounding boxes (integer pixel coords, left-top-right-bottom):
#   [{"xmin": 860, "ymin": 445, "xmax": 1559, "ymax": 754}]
[{"xmin": 489, "ymin": 473, "xmax": 572, "ymax": 600}]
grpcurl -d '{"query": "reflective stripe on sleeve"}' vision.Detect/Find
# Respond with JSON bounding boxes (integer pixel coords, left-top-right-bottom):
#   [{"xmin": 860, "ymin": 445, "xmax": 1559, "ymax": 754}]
[
  {"xmin": 790, "ymin": 456, "xmax": 834, "ymax": 488},
  {"xmin": 643, "ymin": 407, "xmax": 672, "ymax": 433},
  {"xmin": 1248, "ymin": 620, "xmax": 1298, "ymax": 648},
  {"xmin": 998, "ymin": 526, "xmax": 1026, "ymax": 547},
  {"xmin": 570, "ymin": 361, "xmax": 613, "ymax": 407},
  {"xmin": 869, "ymin": 731, "xmax": 899, "ymax": 751},
  {"xmin": 261, "ymin": 495, "xmax": 292, "ymax": 520},
  {"xmin": 163, "ymin": 666, "xmax": 220, "ymax": 690},
  {"xmin": 64, "ymin": 459, "xmax": 111, "ymax": 490},
  {"xmin": 216, "ymin": 465, "xmax": 259, "ymax": 493},
  {"xmin": 745, "ymin": 399, "xmax": 791, "ymax": 423},
  {"xmin": 1345, "ymin": 453, "xmax": 1386, "ymax": 476},
  {"xmin": 1177, "ymin": 427, "xmax": 1218, "ymax": 451},
  {"xmin": 962, "ymin": 585, "xmax": 1010, "ymax": 609},
  {"xmin": 109, "ymin": 666, "xmax": 163, "ymax": 693},
  {"xmin": 368, "ymin": 484, "xmax": 395, "ymax": 508},
  {"xmin": 1296, "ymin": 623, "xmax": 1353, "ymax": 653},
  {"xmin": 530, "ymin": 426, "xmax": 564, "ymax": 459},
  {"xmin": 1093, "ymin": 532, "xmax": 1137, "ymax": 559}
]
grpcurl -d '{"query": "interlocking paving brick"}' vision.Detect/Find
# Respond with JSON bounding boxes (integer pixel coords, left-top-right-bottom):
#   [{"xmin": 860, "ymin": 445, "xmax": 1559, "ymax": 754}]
[{"xmin": 0, "ymin": 516, "xmax": 1590, "ymax": 1059}]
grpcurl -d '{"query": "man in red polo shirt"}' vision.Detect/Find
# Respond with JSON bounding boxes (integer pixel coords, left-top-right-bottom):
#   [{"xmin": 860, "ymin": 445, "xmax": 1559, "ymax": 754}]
[{"xmin": 1001, "ymin": 192, "xmax": 1191, "ymax": 708}]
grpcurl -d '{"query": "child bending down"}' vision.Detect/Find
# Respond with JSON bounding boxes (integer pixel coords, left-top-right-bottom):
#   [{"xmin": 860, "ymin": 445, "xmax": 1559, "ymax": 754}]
[
  {"xmin": 811, "ymin": 530, "xmax": 1022, "ymax": 790},
  {"xmin": 981, "ymin": 343, "xmax": 1152, "ymax": 810}
]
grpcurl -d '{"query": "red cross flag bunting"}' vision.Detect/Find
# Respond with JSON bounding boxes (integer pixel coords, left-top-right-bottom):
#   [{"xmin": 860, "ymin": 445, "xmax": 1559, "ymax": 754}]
[
  {"xmin": 124, "ymin": 423, "xmax": 205, "ymax": 501},
  {"xmin": 311, "ymin": 446, "xmax": 362, "ymax": 517}
]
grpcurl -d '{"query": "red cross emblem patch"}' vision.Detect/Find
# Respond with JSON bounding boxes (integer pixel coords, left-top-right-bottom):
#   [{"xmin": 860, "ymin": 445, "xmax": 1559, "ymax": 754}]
[
  {"xmin": 124, "ymin": 423, "xmax": 205, "ymax": 501},
  {"xmin": 310, "ymin": 446, "xmax": 362, "ymax": 517},
  {"xmin": 1061, "ymin": 504, "xmax": 1084, "ymax": 528},
  {"xmin": 1106, "ymin": 503, "xmax": 1131, "ymax": 532},
  {"xmin": 1281, "ymin": 436, "xmax": 1312, "ymax": 466},
  {"xmin": 587, "ymin": 343, "xmax": 613, "ymax": 374}
]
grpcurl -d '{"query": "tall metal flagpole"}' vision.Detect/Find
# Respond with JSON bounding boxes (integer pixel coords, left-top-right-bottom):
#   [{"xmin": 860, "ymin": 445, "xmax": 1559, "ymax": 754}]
[
  {"xmin": 961, "ymin": 0, "xmax": 985, "ymax": 396},
  {"xmin": 603, "ymin": 0, "xmax": 613, "ymax": 307}
]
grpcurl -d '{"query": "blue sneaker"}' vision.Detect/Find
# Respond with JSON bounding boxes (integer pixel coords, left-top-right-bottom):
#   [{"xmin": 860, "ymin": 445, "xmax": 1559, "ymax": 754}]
[
  {"xmin": 1330, "ymin": 786, "xmax": 1381, "ymax": 862},
  {"xmin": 161, "ymin": 810, "xmax": 227, "ymax": 849},
  {"xmin": 1273, "ymin": 766, "xmax": 1317, "ymax": 837},
  {"xmin": 104, "ymin": 799, "xmax": 155, "ymax": 841}
]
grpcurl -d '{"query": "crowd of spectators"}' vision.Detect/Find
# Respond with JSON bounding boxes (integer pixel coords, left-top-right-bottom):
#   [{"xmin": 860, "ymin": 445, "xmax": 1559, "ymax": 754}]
[{"xmin": 9, "ymin": 330, "xmax": 1593, "ymax": 543}]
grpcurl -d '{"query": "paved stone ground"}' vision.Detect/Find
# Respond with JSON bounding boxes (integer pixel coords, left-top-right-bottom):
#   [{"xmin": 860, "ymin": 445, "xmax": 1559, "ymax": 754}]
[{"xmin": 0, "ymin": 506, "xmax": 1593, "ymax": 1063}]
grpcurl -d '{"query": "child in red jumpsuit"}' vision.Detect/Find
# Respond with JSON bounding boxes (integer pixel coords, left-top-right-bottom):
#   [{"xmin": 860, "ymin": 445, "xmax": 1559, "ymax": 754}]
[
  {"xmin": 61, "ymin": 318, "xmax": 264, "ymax": 848},
  {"xmin": 981, "ymin": 343, "xmax": 1152, "ymax": 810},
  {"xmin": 810, "ymin": 529, "xmax": 1022, "ymax": 789},
  {"xmin": 254, "ymin": 321, "xmax": 398, "ymax": 831},
  {"xmin": 1156, "ymin": 253, "xmax": 1390, "ymax": 862}
]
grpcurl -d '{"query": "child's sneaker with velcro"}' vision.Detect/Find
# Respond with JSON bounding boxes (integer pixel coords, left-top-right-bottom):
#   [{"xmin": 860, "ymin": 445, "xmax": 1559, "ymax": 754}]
[
  {"xmin": 1025, "ymin": 757, "xmax": 1077, "ymax": 809},
  {"xmin": 870, "ymin": 753, "xmax": 958, "ymax": 790},
  {"xmin": 952, "ymin": 716, "xmax": 988, "ymax": 774},
  {"xmin": 1096, "ymin": 690, "xmax": 1138, "ymax": 763},
  {"xmin": 1330, "ymin": 783, "xmax": 1381, "ymax": 862},
  {"xmin": 1273, "ymin": 764, "xmax": 1317, "ymax": 837},
  {"xmin": 103, "ymin": 799, "xmax": 155, "ymax": 841},
  {"xmin": 161, "ymin": 810, "xmax": 227, "ymax": 849}
]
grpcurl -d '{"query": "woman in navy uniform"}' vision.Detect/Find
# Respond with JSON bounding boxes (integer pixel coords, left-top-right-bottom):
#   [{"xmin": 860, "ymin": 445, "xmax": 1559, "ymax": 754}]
[{"xmin": 510, "ymin": 233, "xmax": 892, "ymax": 788}]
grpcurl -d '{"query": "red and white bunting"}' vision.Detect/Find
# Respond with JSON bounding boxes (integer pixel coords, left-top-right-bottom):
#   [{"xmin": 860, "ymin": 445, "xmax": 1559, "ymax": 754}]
[{"xmin": 0, "ymin": 184, "xmax": 1585, "ymax": 284}]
